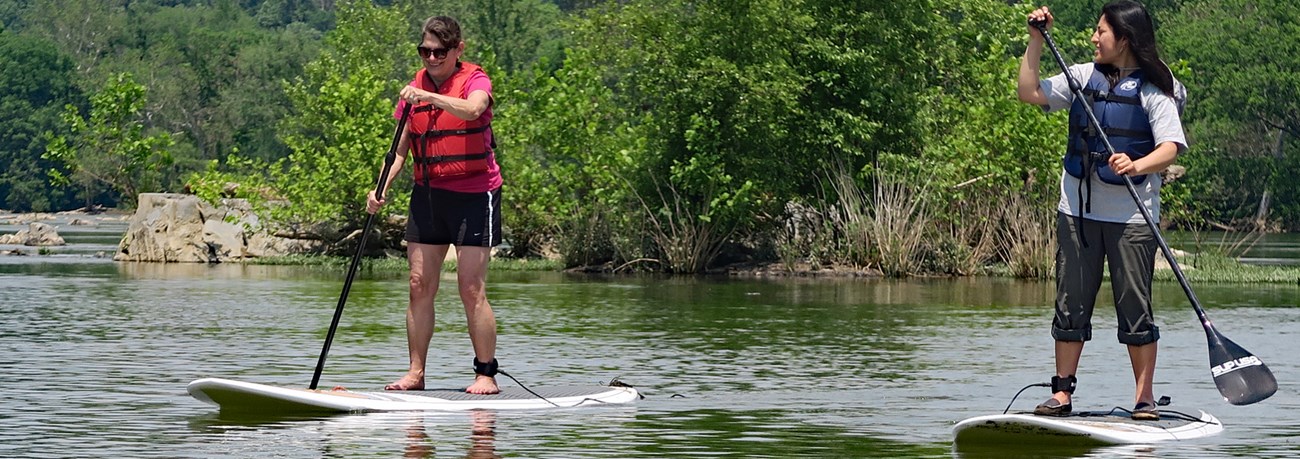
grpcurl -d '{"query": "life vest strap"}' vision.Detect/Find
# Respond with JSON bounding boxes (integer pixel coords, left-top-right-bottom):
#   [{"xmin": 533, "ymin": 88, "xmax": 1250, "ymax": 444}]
[
  {"xmin": 1082, "ymin": 88, "xmax": 1140, "ymax": 105},
  {"xmin": 1070, "ymin": 124, "xmax": 1151, "ymax": 140},
  {"xmin": 413, "ymin": 124, "xmax": 491, "ymax": 140},
  {"xmin": 412, "ymin": 152, "xmax": 490, "ymax": 165}
]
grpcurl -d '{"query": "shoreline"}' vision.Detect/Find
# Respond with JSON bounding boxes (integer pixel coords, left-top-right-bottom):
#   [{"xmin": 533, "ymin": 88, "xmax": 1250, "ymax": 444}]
[{"xmin": 3, "ymin": 210, "xmax": 1298, "ymax": 284}]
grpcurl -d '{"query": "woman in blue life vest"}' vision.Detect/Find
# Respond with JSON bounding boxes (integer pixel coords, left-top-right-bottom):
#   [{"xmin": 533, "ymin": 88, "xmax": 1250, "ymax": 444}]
[
  {"xmin": 366, "ymin": 15, "xmax": 503, "ymax": 395},
  {"xmin": 1017, "ymin": 1, "xmax": 1186, "ymax": 421}
]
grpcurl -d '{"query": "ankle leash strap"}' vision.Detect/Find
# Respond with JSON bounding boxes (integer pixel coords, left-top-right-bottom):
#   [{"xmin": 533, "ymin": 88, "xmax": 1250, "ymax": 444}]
[
  {"xmin": 1051, "ymin": 375, "xmax": 1077, "ymax": 394},
  {"xmin": 473, "ymin": 358, "xmax": 499, "ymax": 377}
]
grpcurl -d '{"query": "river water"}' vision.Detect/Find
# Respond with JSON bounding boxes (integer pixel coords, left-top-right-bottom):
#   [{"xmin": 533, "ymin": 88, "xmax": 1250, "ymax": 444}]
[{"xmin": 1, "ymin": 217, "xmax": 1298, "ymax": 458}]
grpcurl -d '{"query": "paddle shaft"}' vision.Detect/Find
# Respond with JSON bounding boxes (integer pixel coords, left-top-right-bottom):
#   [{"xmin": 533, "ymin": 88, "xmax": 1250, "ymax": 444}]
[{"xmin": 310, "ymin": 105, "xmax": 412, "ymax": 390}]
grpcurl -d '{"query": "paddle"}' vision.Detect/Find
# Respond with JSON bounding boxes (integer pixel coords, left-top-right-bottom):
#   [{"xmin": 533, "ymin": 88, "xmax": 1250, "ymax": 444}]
[
  {"xmin": 1029, "ymin": 19, "xmax": 1276, "ymax": 405},
  {"xmin": 309, "ymin": 104, "xmax": 413, "ymax": 390}
]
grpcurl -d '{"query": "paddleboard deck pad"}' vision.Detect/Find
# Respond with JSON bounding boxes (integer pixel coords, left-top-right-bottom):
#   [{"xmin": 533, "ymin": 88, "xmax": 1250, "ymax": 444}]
[
  {"xmin": 953, "ymin": 409, "xmax": 1223, "ymax": 446},
  {"xmin": 188, "ymin": 377, "xmax": 641, "ymax": 414}
]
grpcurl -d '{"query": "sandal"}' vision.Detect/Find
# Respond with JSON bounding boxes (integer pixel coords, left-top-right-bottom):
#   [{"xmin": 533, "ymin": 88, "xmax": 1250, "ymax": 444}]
[
  {"xmin": 1033, "ymin": 375, "xmax": 1076, "ymax": 416},
  {"xmin": 1034, "ymin": 397, "xmax": 1072, "ymax": 416},
  {"xmin": 1131, "ymin": 402, "xmax": 1160, "ymax": 421}
]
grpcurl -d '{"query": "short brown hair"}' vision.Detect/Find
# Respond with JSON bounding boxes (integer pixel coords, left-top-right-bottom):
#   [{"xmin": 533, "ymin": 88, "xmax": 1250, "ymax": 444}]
[{"xmin": 422, "ymin": 16, "xmax": 462, "ymax": 47}]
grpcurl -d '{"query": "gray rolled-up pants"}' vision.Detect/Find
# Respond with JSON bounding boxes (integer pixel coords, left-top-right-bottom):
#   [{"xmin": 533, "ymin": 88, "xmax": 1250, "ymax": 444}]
[{"xmin": 1053, "ymin": 212, "xmax": 1160, "ymax": 345}]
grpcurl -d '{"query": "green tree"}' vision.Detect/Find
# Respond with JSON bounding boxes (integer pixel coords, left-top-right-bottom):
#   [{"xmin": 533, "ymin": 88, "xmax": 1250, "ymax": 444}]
[
  {"xmin": 1, "ymin": 0, "xmax": 28, "ymax": 30},
  {"xmin": 1047, "ymin": 0, "xmax": 1181, "ymax": 32},
  {"xmin": 0, "ymin": 30, "xmax": 81, "ymax": 211},
  {"xmin": 254, "ymin": 0, "xmax": 333, "ymax": 30},
  {"xmin": 1163, "ymin": 0, "xmax": 1300, "ymax": 228},
  {"xmin": 44, "ymin": 72, "xmax": 175, "ymax": 208},
  {"xmin": 18, "ymin": 0, "xmax": 322, "ymax": 193},
  {"xmin": 270, "ymin": 0, "xmax": 413, "ymax": 227},
  {"xmin": 492, "ymin": 42, "xmax": 635, "ymax": 262},
  {"xmin": 559, "ymin": 0, "xmax": 819, "ymax": 272},
  {"xmin": 107, "ymin": 1, "xmax": 321, "ymax": 164},
  {"xmin": 405, "ymin": 0, "xmax": 568, "ymax": 74},
  {"xmin": 17, "ymin": 0, "xmax": 129, "ymax": 81},
  {"xmin": 917, "ymin": 1, "xmax": 1064, "ymax": 196},
  {"xmin": 505, "ymin": 0, "xmax": 1062, "ymax": 271}
]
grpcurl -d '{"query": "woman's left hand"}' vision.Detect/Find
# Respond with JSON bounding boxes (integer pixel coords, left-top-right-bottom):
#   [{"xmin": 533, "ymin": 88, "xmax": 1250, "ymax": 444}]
[
  {"xmin": 1108, "ymin": 153, "xmax": 1136, "ymax": 176},
  {"xmin": 400, "ymin": 85, "xmax": 435, "ymax": 106}
]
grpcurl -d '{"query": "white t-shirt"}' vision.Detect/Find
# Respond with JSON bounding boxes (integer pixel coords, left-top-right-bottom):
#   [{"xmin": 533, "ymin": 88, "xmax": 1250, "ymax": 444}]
[{"xmin": 1040, "ymin": 63, "xmax": 1187, "ymax": 224}]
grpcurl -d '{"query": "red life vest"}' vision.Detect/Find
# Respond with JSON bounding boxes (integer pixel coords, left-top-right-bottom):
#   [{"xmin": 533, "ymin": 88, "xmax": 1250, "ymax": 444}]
[{"xmin": 407, "ymin": 62, "xmax": 492, "ymax": 183}]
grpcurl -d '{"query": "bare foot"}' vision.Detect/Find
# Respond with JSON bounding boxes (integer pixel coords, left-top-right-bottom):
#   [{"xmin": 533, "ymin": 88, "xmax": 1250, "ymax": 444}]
[
  {"xmin": 465, "ymin": 375, "xmax": 499, "ymax": 395},
  {"xmin": 385, "ymin": 373, "xmax": 424, "ymax": 391}
]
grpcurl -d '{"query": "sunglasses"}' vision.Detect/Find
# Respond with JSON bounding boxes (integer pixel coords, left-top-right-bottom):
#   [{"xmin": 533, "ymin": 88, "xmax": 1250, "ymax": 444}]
[{"xmin": 417, "ymin": 45, "xmax": 453, "ymax": 60}]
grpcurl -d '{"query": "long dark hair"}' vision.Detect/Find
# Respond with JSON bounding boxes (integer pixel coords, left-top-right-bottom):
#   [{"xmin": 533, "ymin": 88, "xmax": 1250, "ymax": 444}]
[{"xmin": 1100, "ymin": 0, "xmax": 1175, "ymax": 96}]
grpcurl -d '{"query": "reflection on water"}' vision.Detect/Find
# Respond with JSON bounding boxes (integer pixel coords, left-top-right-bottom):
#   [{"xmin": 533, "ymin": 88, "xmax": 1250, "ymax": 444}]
[
  {"xmin": 400, "ymin": 410, "xmax": 500, "ymax": 459},
  {"xmin": 2, "ymin": 254, "xmax": 1299, "ymax": 457},
  {"xmin": 189, "ymin": 410, "xmax": 505, "ymax": 458},
  {"xmin": 953, "ymin": 443, "xmax": 1161, "ymax": 459}
]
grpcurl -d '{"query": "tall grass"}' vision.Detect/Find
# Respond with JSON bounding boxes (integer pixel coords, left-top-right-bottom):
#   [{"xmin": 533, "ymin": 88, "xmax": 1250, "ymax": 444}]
[
  {"xmin": 824, "ymin": 166, "xmax": 874, "ymax": 267},
  {"xmin": 774, "ymin": 200, "xmax": 835, "ymax": 271},
  {"xmin": 997, "ymin": 191, "xmax": 1055, "ymax": 279},
  {"xmin": 557, "ymin": 204, "xmax": 615, "ymax": 268},
  {"xmin": 1154, "ymin": 252, "xmax": 1300, "ymax": 283},
  {"xmin": 628, "ymin": 176, "xmax": 737, "ymax": 274},
  {"xmin": 868, "ymin": 172, "xmax": 932, "ymax": 278},
  {"xmin": 932, "ymin": 193, "xmax": 998, "ymax": 276}
]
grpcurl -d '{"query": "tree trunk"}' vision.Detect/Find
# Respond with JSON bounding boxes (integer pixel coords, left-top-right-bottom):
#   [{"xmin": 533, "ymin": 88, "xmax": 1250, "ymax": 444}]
[{"xmin": 1254, "ymin": 128, "xmax": 1286, "ymax": 230}]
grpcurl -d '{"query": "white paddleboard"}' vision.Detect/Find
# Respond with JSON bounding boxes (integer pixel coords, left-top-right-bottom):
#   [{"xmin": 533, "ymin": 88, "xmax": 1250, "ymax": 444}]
[
  {"xmin": 188, "ymin": 377, "xmax": 641, "ymax": 414},
  {"xmin": 953, "ymin": 409, "xmax": 1223, "ymax": 446}
]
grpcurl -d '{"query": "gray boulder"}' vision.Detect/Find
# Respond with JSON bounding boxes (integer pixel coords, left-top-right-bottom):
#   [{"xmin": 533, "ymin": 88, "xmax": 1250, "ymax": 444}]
[
  {"xmin": 0, "ymin": 222, "xmax": 66, "ymax": 246},
  {"xmin": 115, "ymin": 193, "xmax": 323, "ymax": 262}
]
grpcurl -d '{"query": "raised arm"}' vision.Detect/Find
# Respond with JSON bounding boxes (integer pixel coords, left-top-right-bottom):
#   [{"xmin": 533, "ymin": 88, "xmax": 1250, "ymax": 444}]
[{"xmin": 1018, "ymin": 7, "xmax": 1054, "ymax": 106}]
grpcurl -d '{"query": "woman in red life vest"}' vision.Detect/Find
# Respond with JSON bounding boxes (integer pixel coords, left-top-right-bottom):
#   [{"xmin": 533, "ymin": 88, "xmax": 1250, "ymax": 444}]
[{"xmin": 366, "ymin": 15, "xmax": 502, "ymax": 395}]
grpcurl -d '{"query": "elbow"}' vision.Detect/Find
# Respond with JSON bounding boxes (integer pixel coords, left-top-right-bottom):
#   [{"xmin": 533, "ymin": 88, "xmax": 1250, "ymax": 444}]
[
  {"xmin": 457, "ymin": 105, "xmax": 488, "ymax": 121},
  {"xmin": 1016, "ymin": 87, "xmax": 1038, "ymax": 104}
]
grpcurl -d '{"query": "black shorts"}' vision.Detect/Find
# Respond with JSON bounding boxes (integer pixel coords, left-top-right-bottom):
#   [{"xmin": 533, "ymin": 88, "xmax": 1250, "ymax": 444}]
[{"xmin": 405, "ymin": 185, "xmax": 502, "ymax": 247}]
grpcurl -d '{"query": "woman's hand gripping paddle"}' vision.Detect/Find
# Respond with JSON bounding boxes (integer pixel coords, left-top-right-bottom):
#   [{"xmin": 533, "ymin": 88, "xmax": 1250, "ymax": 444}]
[
  {"xmin": 309, "ymin": 104, "xmax": 413, "ymax": 390},
  {"xmin": 1029, "ymin": 19, "xmax": 1276, "ymax": 405}
]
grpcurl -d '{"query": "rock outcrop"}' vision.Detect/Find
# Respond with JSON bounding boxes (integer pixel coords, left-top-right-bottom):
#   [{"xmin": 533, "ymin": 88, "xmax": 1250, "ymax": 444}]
[
  {"xmin": 115, "ymin": 193, "xmax": 323, "ymax": 262},
  {"xmin": 0, "ymin": 222, "xmax": 66, "ymax": 246}
]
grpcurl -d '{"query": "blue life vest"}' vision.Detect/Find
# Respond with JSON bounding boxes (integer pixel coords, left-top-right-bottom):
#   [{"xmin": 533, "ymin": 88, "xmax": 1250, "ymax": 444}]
[{"xmin": 1065, "ymin": 65, "xmax": 1153, "ymax": 185}]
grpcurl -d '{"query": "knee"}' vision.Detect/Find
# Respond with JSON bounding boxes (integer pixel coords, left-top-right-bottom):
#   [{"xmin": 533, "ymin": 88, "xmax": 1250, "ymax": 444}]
[
  {"xmin": 458, "ymin": 284, "xmax": 484, "ymax": 304},
  {"xmin": 410, "ymin": 272, "xmax": 438, "ymax": 297},
  {"xmin": 457, "ymin": 280, "xmax": 486, "ymax": 305}
]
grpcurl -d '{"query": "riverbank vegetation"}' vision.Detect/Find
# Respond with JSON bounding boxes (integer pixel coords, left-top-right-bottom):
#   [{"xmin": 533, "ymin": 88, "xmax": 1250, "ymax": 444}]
[
  {"xmin": 254, "ymin": 253, "xmax": 564, "ymax": 272},
  {"xmin": 2, "ymin": 0, "xmax": 1297, "ymax": 278}
]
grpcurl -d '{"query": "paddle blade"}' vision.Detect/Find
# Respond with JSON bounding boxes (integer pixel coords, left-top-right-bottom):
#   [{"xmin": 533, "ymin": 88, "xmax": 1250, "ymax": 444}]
[{"xmin": 1207, "ymin": 332, "xmax": 1277, "ymax": 405}]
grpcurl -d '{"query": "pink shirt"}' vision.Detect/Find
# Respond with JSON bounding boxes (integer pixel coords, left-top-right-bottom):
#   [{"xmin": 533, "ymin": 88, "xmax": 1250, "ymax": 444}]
[{"xmin": 394, "ymin": 66, "xmax": 500, "ymax": 193}]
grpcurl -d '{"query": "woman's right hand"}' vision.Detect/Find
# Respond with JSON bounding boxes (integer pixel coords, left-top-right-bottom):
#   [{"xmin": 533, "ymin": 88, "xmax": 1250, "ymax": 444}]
[
  {"xmin": 366, "ymin": 189, "xmax": 386, "ymax": 215},
  {"xmin": 1027, "ymin": 7, "xmax": 1054, "ymax": 40}
]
